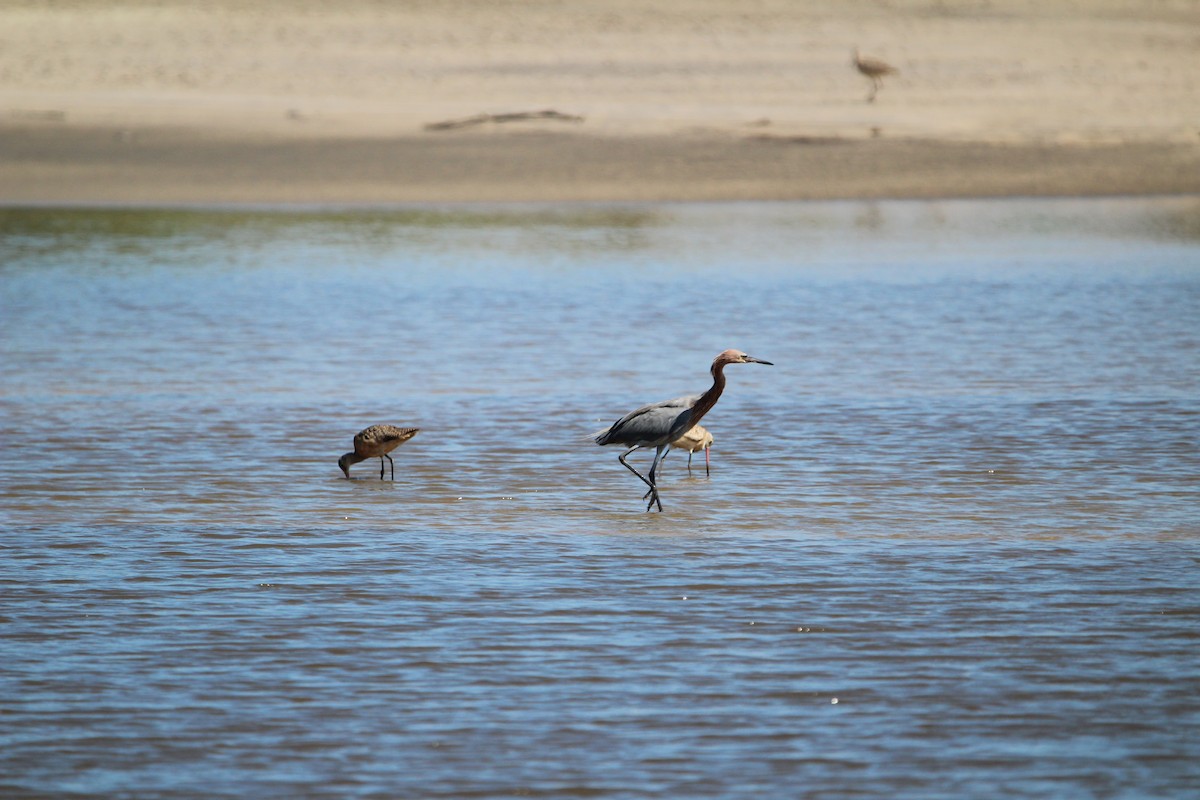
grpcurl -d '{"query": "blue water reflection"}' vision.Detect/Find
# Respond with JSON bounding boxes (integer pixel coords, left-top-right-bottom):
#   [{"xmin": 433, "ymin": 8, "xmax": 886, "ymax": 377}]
[{"xmin": 1, "ymin": 198, "xmax": 1197, "ymax": 798}]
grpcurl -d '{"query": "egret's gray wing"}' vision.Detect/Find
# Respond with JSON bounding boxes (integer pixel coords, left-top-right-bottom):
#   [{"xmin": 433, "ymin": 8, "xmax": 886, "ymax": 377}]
[{"xmin": 595, "ymin": 394, "xmax": 699, "ymax": 447}]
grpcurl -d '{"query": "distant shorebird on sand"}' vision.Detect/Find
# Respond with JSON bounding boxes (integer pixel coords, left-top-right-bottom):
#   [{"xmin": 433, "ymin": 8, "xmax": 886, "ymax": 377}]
[
  {"xmin": 669, "ymin": 424, "xmax": 714, "ymax": 476},
  {"xmin": 338, "ymin": 424, "xmax": 419, "ymax": 479},
  {"xmin": 853, "ymin": 47, "xmax": 899, "ymax": 103}
]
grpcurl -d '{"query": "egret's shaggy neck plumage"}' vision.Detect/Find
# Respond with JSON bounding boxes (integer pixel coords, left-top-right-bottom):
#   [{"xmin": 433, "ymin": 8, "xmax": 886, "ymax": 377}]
[{"xmin": 686, "ymin": 353, "xmax": 734, "ymax": 431}]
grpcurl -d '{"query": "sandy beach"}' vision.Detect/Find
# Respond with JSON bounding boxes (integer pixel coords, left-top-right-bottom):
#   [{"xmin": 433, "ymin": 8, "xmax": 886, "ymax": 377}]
[{"xmin": 2, "ymin": 0, "xmax": 1198, "ymax": 204}]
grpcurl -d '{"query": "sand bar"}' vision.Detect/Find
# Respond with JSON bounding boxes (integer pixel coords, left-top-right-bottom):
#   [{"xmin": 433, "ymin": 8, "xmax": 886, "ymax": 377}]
[{"xmin": 2, "ymin": 0, "xmax": 1198, "ymax": 205}]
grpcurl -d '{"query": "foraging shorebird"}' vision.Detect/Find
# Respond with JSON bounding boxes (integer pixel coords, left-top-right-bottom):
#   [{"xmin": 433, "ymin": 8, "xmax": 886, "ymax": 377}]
[
  {"xmin": 338, "ymin": 424, "xmax": 419, "ymax": 479},
  {"xmin": 853, "ymin": 47, "xmax": 899, "ymax": 103},
  {"xmin": 669, "ymin": 424, "xmax": 714, "ymax": 476}
]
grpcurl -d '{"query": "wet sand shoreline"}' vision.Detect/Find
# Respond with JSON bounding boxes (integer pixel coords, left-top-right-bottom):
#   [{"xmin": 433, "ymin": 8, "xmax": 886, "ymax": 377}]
[
  {"xmin": 5, "ymin": 124, "xmax": 1199, "ymax": 206},
  {"xmin": 2, "ymin": 0, "xmax": 1197, "ymax": 205}
]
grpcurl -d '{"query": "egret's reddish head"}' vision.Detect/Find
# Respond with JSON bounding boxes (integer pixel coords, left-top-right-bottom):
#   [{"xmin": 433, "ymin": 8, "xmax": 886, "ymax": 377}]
[{"xmin": 714, "ymin": 349, "xmax": 773, "ymax": 367}]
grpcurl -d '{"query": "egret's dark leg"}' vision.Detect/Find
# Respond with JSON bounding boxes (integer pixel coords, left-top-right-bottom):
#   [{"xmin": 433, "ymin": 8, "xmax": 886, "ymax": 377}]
[
  {"xmin": 385, "ymin": 453, "xmax": 395, "ymax": 480},
  {"xmin": 644, "ymin": 445, "xmax": 668, "ymax": 512},
  {"xmin": 618, "ymin": 446, "xmax": 653, "ymax": 490},
  {"xmin": 645, "ymin": 448, "xmax": 672, "ymax": 499},
  {"xmin": 642, "ymin": 449, "xmax": 672, "ymax": 499},
  {"xmin": 619, "ymin": 445, "xmax": 661, "ymax": 511}
]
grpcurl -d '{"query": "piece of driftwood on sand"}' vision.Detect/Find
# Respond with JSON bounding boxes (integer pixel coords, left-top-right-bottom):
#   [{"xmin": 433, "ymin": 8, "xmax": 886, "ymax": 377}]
[{"xmin": 424, "ymin": 109, "xmax": 584, "ymax": 131}]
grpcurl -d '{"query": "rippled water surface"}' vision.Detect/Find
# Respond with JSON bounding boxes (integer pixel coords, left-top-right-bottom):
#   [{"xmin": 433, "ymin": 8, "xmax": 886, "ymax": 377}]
[{"xmin": 2, "ymin": 199, "xmax": 1198, "ymax": 798}]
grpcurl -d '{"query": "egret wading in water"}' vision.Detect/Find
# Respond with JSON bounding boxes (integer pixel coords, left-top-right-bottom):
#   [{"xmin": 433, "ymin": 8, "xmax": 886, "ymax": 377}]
[
  {"xmin": 594, "ymin": 350, "xmax": 772, "ymax": 511},
  {"xmin": 338, "ymin": 424, "xmax": 419, "ymax": 479},
  {"xmin": 669, "ymin": 424, "xmax": 714, "ymax": 476}
]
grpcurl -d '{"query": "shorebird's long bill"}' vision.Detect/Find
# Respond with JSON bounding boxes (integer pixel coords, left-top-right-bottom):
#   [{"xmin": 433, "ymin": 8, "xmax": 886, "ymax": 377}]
[{"xmin": 746, "ymin": 355, "xmax": 774, "ymax": 365}]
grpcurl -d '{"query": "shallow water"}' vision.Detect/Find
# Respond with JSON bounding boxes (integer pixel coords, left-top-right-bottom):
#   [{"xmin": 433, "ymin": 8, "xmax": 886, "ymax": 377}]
[{"xmin": 2, "ymin": 198, "xmax": 1198, "ymax": 798}]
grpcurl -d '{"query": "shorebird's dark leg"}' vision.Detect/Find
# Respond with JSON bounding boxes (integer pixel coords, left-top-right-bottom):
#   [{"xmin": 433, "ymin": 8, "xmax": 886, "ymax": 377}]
[
  {"xmin": 378, "ymin": 457, "xmax": 386, "ymax": 480},
  {"xmin": 386, "ymin": 454, "xmax": 395, "ymax": 480}
]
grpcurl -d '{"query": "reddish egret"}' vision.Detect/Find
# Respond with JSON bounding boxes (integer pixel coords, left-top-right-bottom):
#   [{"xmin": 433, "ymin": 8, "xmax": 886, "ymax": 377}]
[
  {"xmin": 338, "ymin": 424, "xmax": 419, "ymax": 479},
  {"xmin": 853, "ymin": 47, "xmax": 898, "ymax": 103},
  {"xmin": 669, "ymin": 424, "xmax": 714, "ymax": 476},
  {"xmin": 594, "ymin": 350, "xmax": 772, "ymax": 511}
]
